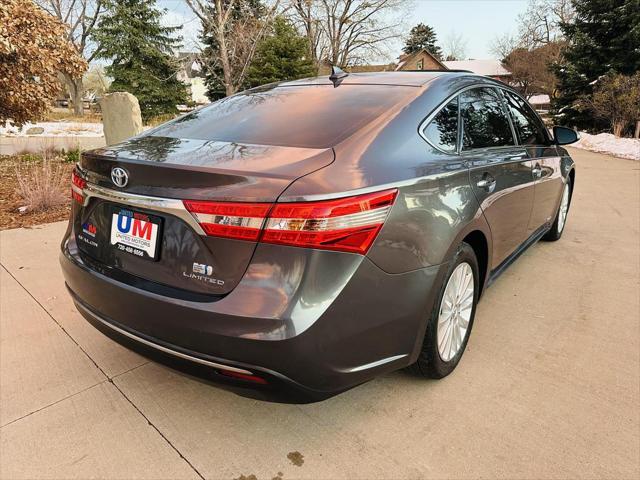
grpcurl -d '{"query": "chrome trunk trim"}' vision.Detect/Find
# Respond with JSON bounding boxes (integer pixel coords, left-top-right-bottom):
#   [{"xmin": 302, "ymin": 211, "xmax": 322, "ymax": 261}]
[{"xmin": 82, "ymin": 183, "xmax": 205, "ymax": 235}]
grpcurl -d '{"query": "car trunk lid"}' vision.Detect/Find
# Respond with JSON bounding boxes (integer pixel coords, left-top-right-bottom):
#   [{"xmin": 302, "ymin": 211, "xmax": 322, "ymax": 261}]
[{"xmin": 73, "ymin": 135, "xmax": 333, "ymax": 296}]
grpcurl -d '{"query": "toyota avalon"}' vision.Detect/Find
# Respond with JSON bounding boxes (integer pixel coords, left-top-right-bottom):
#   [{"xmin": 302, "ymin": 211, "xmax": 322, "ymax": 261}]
[{"xmin": 61, "ymin": 70, "xmax": 577, "ymax": 402}]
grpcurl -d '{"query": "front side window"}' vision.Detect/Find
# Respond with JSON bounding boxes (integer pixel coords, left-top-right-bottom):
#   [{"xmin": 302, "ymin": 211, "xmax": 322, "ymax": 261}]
[
  {"xmin": 503, "ymin": 90, "xmax": 548, "ymax": 145},
  {"xmin": 423, "ymin": 98, "xmax": 458, "ymax": 153},
  {"xmin": 460, "ymin": 88, "xmax": 515, "ymax": 150}
]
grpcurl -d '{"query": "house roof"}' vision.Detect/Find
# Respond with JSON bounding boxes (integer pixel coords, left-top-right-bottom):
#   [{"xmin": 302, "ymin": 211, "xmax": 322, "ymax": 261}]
[
  {"xmin": 528, "ymin": 94, "xmax": 551, "ymax": 104},
  {"xmin": 443, "ymin": 59, "xmax": 511, "ymax": 77}
]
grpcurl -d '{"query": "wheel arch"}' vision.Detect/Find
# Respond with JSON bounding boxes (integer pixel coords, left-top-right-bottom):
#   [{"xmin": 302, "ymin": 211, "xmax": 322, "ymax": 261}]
[
  {"xmin": 568, "ymin": 167, "xmax": 576, "ymax": 196},
  {"xmin": 462, "ymin": 230, "xmax": 490, "ymax": 297},
  {"xmin": 440, "ymin": 212, "xmax": 493, "ymax": 298}
]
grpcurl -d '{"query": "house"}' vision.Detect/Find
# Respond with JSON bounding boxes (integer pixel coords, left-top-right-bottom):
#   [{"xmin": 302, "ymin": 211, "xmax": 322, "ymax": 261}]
[
  {"xmin": 442, "ymin": 59, "xmax": 512, "ymax": 83},
  {"xmin": 527, "ymin": 94, "xmax": 551, "ymax": 113},
  {"xmin": 176, "ymin": 52, "xmax": 209, "ymax": 105},
  {"xmin": 342, "ymin": 49, "xmax": 511, "ymax": 83},
  {"xmin": 395, "ymin": 50, "xmax": 448, "ymax": 71}
]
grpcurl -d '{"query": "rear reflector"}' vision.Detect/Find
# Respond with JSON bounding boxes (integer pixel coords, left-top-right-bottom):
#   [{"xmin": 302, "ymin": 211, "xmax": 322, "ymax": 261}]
[
  {"xmin": 184, "ymin": 189, "xmax": 397, "ymax": 255},
  {"xmin": 71, "ymin": 168, "xmax": 86, "ymax": 204},
  {"xmin": 219, "ymin": 370, "xmax": 268, "ymax": 384}
]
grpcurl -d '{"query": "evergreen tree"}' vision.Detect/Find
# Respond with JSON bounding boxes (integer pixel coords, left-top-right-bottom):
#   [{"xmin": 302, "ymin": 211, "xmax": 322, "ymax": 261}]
[
  {"xmin": 553, "ymin": 0, "xmax": 640, "ymax": 130},
  {"xmin": 244, "ymin": 17, "xmax": 315, "ymax": 88},
  {"xmin": 199, "ymin": 0, "xmax": 265, "ymax": 101},
  {"xmin": 403, "ymin": 23, "xmax": 443, "ymax": 59},
  {"xmin": 93, "ymin": 0, "xmax": 188, "ymax": 121}
]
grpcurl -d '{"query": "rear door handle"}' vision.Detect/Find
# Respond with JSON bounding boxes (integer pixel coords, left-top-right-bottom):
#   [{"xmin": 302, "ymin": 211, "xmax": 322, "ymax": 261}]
[{"xmin": 476, "ymin": 173, "xmax": 496, "ymax": 191}]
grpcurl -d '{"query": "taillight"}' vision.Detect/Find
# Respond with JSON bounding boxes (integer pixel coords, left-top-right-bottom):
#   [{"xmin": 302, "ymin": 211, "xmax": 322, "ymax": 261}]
[
  {"xmin": 183, "ymin": 201, "xmax": 270, "ymax": 241},
  {"xmin": 71, "ymin": 168, "xmax": 86, "ymax": 204},
  {"xmin": 183, "ymin": 189, "xmax": 397, "ymax": 255}
]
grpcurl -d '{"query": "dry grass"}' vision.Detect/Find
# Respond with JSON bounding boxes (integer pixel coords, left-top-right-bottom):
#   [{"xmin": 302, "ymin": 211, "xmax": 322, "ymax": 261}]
[
  {"xmin": 15, "ymin": 154, "xmax": 68, "ymax": 212},
  {"xmin": 45, "ymin": 109, "xmax": 102, "ymax": 123},
  {"xmin": 1, "ymin": 154, "xmax": 73, "ymax": 230}
]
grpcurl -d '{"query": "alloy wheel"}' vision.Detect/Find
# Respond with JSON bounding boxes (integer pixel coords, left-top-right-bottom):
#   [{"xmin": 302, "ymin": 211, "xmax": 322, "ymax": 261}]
[
  {"xmin": 557, "ymin": 183, "xmax": 570, "ymax": 233},
  {"xmin": 437, "ymin": 262, "xmax": 475, "ymax": 362}
]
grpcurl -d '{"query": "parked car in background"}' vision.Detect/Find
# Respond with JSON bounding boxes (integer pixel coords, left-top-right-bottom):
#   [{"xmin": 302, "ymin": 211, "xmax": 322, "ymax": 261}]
[{"xmin": 61, "ymin": 70, "xmax": 578, "ymax": 402}]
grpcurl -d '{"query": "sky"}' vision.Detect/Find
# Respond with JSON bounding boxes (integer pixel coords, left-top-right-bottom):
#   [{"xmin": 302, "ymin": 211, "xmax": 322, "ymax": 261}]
[{"xmin": 159, "ymin": 0, "xmax": 530, "ymax": 61}]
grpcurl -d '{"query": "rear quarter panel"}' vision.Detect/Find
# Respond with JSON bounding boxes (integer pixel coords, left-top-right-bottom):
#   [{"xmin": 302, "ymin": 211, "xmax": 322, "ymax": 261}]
[{"xmin": 280, "ymin": 75, "xmax": 494, "ymax": 274}]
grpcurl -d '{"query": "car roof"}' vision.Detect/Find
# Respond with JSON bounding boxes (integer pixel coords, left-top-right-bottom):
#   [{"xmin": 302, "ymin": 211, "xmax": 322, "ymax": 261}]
[{"xmin": 277, "ymin": 71, "xmax": 470, "ymax": 88}]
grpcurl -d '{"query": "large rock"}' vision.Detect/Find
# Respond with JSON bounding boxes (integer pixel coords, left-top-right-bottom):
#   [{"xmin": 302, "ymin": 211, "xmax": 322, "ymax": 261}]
[{"xmin": 99, "ymin": 92, "xmax": 143, "ymax": 145}]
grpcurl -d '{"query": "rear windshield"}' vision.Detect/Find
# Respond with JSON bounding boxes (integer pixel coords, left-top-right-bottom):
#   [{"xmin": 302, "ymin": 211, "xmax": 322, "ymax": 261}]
[{"xmin": 149, "ymin": 85, "xmax": 417, "ymax": 149}]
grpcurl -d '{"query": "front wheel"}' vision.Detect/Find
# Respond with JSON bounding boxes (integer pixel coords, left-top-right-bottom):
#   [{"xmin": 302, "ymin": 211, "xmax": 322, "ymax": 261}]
[
  {"xmin": 410, "ymin": 242, "xmax": 479, "ymax": 379},
  {"xmin": 543, "ymin": 177, "xmax": 572, "ymax": 241}
]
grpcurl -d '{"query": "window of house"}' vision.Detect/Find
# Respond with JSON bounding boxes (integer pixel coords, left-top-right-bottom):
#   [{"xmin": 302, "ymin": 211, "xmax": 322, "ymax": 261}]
[
  {"xmin": 460, "ymin": 87, "xmax": 515, "ymax": 150},
  {"xmin": 502, "ymin": 90, "xmax": 548, "ymax": 145},
  {"xmin": 423, "ymin": 98, "xmax": 458, "ymax": 153},
  {"xmin": 417, "ymin": 59, "xmax": 424, "ymax": 70}
]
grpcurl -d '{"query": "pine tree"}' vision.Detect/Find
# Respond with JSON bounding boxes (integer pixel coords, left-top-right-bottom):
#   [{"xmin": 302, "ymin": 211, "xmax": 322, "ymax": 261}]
[
  {"xmin": 553, "ymin": 0, "xmax": 640, "ymax": 130},
  {"xmin": 403, "ymin": 23, "xmax": 443, "ymax": 59},
  {"xmin": 93, "ymin": 0, "xmax": 188, "ymax": 121},
  {"xmin": 244, "ymin": 17, "xmax": 315, "ymax": 89}
]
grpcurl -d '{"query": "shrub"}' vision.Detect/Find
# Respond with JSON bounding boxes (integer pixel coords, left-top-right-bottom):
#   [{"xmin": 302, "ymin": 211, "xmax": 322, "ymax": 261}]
[
  {"xmin": 15, "ymin": 155, "xmax": 68, "ymax": 212},
  {"xmin": 581, "ymin": 72, "xmax": 640, "ymax": 137}
]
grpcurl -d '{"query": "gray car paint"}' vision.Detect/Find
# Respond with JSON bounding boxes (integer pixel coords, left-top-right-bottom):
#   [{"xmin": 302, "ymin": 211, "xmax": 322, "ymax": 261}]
[{"xmin": 60, "ymin": 72, "xmax": 575, "ymax": 401}]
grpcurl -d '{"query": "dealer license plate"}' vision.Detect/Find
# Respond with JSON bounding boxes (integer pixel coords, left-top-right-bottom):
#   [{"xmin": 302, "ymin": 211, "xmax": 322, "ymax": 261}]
[{"xmin": 109, "ymin": 208, "xmax": 161, "ymax": 261}]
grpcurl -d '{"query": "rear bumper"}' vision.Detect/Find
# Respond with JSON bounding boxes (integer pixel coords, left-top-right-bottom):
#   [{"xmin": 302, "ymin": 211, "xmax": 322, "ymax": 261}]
[{"xmin": 61, "ymin": 232, "xmax": 445, "ymax": 402}]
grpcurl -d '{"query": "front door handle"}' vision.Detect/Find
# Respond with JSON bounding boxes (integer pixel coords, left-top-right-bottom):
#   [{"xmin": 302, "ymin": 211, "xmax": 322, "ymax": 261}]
[{"xmin": 532, "ymin": 164, "xmax": 543, "ymax": 178}]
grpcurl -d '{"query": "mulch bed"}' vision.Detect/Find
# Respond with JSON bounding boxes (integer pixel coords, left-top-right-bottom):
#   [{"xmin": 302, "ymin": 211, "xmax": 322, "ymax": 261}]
[{"xmin": 0, "ymin": 155, "xmax": 74, "ymax": 230}]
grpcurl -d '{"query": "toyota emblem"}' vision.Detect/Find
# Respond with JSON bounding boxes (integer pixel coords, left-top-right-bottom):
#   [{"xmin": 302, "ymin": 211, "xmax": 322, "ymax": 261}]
[{"xmin": 111, "ymin": 167, "xmax": 129, "ymax": 188}]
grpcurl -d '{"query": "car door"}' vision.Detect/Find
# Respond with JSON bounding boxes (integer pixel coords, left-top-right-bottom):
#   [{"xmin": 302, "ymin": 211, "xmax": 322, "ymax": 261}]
[
  {"xmin": 461, "ymin": 87, "xmax": 535, "ymax": 269},
  {"xmin": 502, "ymin": 89, "xmax": 565, "ymax": 232}
]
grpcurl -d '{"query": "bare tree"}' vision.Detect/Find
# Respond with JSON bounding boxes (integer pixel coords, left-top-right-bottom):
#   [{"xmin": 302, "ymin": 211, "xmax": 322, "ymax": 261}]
[
  {"xmin": 517, "ymin": 0, "xmax": 574, "ymax": 47},
  {"xmin": 489, "ymin": 32, "xmax": 520, "ymax": 60},
  {"xmin": 442, "ymin": 30, "xmax": 468, "ymax": 61},
  {"xmin": 36, "ymin": 0, "xmax": 104, "ymax": 116},
  {"xmin": 503, "ymin": 42, "xmax": 564, "ymax": 98},
  {"xmin": 290, "ymin": 0, "xmax": 328, "ymax": 72},
  {"xmin": 490, "ymin": 0, "xmax": 574, "ymax": 59},
  {"xmin": 289, "ymin": 0, "xmax": 408, "ymax": 68},
  {"xmin": 186, "ymin": 0, "xmax": 280, "ymax": 96}
]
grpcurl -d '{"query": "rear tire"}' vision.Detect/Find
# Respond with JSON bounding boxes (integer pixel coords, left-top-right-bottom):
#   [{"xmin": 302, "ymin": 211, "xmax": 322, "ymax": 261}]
[
  {"xmin": 543, "ymin": 177, "xmax": 572, "ymax": 241},
  {"xmin": 410, "ymin": 242, "xmax": 479, "ymax": 379}
]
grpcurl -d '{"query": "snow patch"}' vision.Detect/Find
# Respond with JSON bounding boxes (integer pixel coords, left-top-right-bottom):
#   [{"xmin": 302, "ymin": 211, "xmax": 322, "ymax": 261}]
[
  {"xmin": 573, "ymin": 132, "xmax": 640, "ymax": 161},
  {"xmin": 1, "ymin": 121, "xmax": 103, "ymax": 137}
]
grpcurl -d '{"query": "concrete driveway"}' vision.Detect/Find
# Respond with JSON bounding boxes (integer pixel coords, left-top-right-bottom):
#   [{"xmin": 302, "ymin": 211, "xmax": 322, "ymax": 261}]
[{"xmin": 1, "ymin": 148, "xmax": 638, "ymax": 479}]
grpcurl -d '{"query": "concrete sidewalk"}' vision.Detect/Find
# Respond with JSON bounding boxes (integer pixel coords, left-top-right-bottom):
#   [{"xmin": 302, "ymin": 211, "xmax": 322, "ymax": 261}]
[{"xmin": 1, "ymin": 148, "xmax": 639, "ymax": 479}]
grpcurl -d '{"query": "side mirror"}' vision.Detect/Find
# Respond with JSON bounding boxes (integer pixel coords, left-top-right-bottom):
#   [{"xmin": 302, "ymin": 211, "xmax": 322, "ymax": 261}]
[{"xmin": 553, "ymin": 126, "xmax": 579, "ymax": 145}]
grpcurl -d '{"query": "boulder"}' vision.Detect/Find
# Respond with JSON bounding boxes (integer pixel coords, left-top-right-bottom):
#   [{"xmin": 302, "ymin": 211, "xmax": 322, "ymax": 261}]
[
  {"xmin": 99, "ymin": 92, "xmax": 143, "ymax": 145},
  {"xmin": 25, "ymin": 127, "xmax": 44, "ymax": 135}
]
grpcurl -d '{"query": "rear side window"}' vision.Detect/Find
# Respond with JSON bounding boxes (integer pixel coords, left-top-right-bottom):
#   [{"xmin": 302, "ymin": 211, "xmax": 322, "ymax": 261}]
[
  {"xmin": 423, "ymin": 98, "xmax": 458, "ymax": 153},
  {"xmin": 148, "ymin": 85, "xmax": 416, "ymax": 149},
  {"xmin": 460, "ymin": 88, "xmax": 515, "ymax": 150},
  {"xmin": 503, "ymin": 90, "xmax": 548, "ymax": 145}
]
